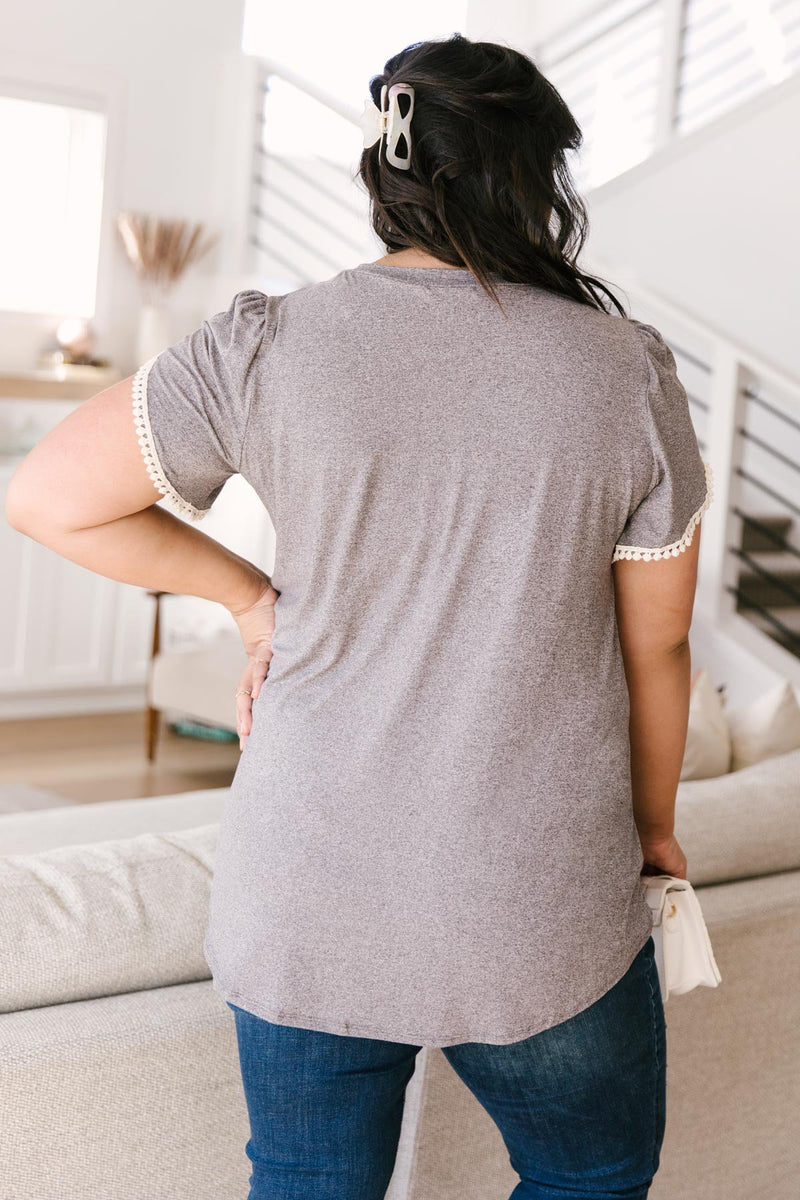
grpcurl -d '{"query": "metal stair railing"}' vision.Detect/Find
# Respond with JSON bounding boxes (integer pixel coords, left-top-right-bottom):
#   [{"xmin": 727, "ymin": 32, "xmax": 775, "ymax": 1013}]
[
  {"xmin": 535, "ymin": 0, "xmax": 800, "ymax": 191},
  {"xmin": 590, "ymin": 257, "xmax": 800, "ymax": 678},
  {"xmin": 245, "ymin": 56, "xmax": 376, "ymax": 288}
]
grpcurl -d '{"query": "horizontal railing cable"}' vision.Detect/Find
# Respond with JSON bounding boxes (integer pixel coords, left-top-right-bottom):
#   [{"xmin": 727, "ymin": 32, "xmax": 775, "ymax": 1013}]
[
  {"xmin": 249, "ymin": 205, "xmax": 345, "ymax": 274},
  {"xmin": 248, "ymin": 234, "xmax": 317, "ymax": 286},
  {"xmin": 737, "ymin": 427, "xmax": 800, "ymax": 475},
  {"xmin": 735, "ymin": 510, "xmax": 800, "ymax": 561},
  {"xmin": 253, "ymin": 175, "xmax": 366, "ymax": 255},
  {"xmin": 729, "ymin": 547, "xmax": 800, "ymax": 608},
  {"xmin": 669, "ymin": 344, "xmax": 713, "ymax": 374},
  {"xmin": 254, "ymin": 146, "xmax": 358, "ymax": 208},
  {"xmin": 744, "ymin": 387, "xmax": 800, "ymax": 435},
  {"xmin": 734, "ymin": 467, "xmax": 800, "ymax": 520},
  {"xmin": 726, "ymin": 587, "xmax": 800, "ymax": 651},
  {"xmin": 538, "ymin": 0, "xmax": 659, "ymax": 69}
]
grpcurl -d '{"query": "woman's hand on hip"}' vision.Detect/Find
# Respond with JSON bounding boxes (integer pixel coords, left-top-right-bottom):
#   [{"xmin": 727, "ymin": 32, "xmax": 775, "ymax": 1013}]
[{"xmin": 229, "ymin": 574, "xmax": 280, "ymax": 751}]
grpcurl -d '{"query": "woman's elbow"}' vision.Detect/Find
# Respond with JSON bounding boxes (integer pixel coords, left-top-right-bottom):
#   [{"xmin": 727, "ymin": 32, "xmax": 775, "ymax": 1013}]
[
  {"xmin": 6, "ymin": 465, "xmax": 34, "ymax": 532},
  {"xmin": 5, "ymin": 461, "xmax": 56, "ymax": 537}
]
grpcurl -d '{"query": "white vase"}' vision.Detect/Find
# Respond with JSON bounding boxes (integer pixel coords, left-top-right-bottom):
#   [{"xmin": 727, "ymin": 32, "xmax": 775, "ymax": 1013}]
[{"xmin": 135, "ymin": 302, "xmax": 173, "ymax": 365}]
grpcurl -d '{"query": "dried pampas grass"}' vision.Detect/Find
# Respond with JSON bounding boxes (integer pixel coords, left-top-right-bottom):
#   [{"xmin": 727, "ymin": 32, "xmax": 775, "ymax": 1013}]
[{"xmin": 116, "ymin": 212, "xmax": 219, "ymax": 301}]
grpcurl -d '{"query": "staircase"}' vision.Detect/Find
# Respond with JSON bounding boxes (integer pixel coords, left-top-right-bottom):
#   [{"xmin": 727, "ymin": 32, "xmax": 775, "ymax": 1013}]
[
  {"xmin": 590, "ymin": 264, "xmax": 800, "ymax": 678},
  {"xmin": 734, "ymin": 513, "xmax": 800, "ymax": 654}
]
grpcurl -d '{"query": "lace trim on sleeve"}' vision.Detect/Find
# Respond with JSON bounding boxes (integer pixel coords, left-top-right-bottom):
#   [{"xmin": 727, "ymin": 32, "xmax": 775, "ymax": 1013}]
[
  {"xmin": 132, "ymin": 355, "xmax": 211, "ymax": 523},
  {"xmin": 612, "ymin": 459, "xmax": 714, "ymax": 562}
]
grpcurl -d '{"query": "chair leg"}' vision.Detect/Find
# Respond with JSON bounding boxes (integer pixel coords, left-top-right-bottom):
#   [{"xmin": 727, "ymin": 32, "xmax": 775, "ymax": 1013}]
[
  {"xmin": 145, "ymin": 589, "xmax": 165, "ymax": 762},
  {"xmin": 146, "ymin": 705, "xmax": 161, "ymax": 761}
]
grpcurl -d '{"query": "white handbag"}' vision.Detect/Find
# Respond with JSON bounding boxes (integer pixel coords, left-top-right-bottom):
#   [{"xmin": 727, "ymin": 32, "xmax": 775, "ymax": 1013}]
[{"xmin": 640, "ymin": 874, "xmax": 722, "ymax": 1002}]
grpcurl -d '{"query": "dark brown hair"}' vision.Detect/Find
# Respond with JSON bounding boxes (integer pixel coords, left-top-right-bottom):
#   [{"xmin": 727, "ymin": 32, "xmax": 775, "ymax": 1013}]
[{"xmin": 356, "ymin": 33, "xmax": 626, "ymax": 318}]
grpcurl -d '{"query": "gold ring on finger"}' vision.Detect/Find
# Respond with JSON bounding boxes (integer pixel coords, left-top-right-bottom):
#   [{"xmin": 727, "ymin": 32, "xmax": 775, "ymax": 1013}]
[{"xmin": 235, "ymin": 688, "xmax": 252, "ymax": 698}]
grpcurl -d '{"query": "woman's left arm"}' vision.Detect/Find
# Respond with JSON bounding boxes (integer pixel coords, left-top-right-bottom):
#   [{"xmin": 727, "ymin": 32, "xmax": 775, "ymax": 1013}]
[
  {"xmin": 5, "ymin": 375, "xmax": 270, "ymax": 616},
  {"xmin": 6, "ymin": 373, "xmax": 277, "ymax": 748}
]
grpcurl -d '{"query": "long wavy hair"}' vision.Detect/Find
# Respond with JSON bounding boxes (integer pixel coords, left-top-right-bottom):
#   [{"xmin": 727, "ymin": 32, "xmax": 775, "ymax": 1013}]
[{"xmin": 356, "ymin": 33, "xmax": 626, "ymax": 318}]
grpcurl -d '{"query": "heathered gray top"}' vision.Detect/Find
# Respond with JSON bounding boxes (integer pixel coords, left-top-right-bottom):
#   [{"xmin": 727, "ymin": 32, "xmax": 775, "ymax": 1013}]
[{"xmin": 132, "ymin": 260, "xmax": 713, "ymax": 1047}]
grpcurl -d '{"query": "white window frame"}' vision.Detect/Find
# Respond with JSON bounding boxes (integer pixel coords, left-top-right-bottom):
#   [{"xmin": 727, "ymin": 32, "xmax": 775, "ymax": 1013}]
[{"xmin": 0, "ymin": 52, "xmax": 123, "ymax": 346}]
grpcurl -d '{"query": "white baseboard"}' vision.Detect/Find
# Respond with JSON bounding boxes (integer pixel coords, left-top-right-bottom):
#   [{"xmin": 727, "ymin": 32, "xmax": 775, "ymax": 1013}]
[{"xmin": 0, "ymin": 686, "xmax": 146, "ymax": 721}]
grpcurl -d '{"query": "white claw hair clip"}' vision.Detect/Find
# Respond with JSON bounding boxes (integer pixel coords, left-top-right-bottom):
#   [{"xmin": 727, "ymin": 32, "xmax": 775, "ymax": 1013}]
[{"xmin": 359, "ymin": 82, "xmax": 415, "ymax": 170}]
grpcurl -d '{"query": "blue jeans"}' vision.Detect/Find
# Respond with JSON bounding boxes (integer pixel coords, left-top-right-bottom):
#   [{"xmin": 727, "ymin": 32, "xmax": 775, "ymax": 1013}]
[{"xmin": 227, "ymin": 934, "xmax": 666, "ymax": 1199}]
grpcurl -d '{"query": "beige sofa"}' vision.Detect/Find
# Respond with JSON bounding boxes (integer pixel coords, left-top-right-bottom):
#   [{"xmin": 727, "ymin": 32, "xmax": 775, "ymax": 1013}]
[{"xmin": 1, "ymin": 755, "xmax": 799, "ymax": 1200}]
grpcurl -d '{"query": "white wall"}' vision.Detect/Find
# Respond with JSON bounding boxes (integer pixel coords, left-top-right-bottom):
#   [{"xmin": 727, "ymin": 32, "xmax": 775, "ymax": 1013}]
[
  {"xmin": 0, "ymin": 0, "xmax": 251, "ymax": 375},
  {"xmin": 526, "ymin": 0, "xmax": 599, "ymax": 45},
  {"xmin": 585, "ymin": 75, "xmax": 800, "ymax": 378},
  {"xmin": 465, "ymin": 0, "xmax": 537, "ymax": 48},
  {"xmin": 465, "ymin": 0, "xmax": 597, "ymax": 50}
]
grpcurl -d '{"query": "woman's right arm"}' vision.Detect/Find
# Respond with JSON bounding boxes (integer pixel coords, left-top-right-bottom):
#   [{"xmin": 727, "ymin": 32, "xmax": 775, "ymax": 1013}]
[{"xmin": 613, "ymin": 530, "xmax": 702, "ymax": 879}]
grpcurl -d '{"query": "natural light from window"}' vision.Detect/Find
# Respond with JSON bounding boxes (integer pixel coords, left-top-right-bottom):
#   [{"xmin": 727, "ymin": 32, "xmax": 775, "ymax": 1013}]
[
  {"xmin": 241, "ymin": 0, "xmax": 468, "ymax": 159},
  {"xmin": 0, "ymin": 94, "xmax": 107, "ymax": 317}
]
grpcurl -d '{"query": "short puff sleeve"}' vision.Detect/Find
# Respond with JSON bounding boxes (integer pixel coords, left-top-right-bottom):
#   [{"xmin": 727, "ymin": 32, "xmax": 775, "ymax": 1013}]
[
  {"xmin": 132, "ymin": 289, "xmax": 269, "ymax": 521},
  {"xmin": 613, "ymin": 321, "xmax": 714, "ymax": 562}
]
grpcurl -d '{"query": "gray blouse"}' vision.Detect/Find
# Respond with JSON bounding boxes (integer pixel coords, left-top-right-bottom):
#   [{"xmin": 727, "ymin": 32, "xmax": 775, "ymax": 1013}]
[{"xmin": 132, "ymin": 261, "xmax": 712, "ymax": 1047}]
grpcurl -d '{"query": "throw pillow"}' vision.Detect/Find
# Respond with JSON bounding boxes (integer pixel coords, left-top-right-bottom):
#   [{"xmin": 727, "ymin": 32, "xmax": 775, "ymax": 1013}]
[
  {"xmin": 728, "ymin": 680, "xmax": 800, "ymax": 772},
  {"xmin": 681, "ymin": 668, "xmax": 731, "ymax": 780}
]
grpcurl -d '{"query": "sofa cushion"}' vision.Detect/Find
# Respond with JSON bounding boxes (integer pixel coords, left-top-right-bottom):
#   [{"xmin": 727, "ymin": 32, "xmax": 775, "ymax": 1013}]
[
  {"xmin": 727, "ymin": 680, "xmax": 800, "ymax": 772},
  {"xmin": 675, "ymin": 747, "xmax": 800, "ymax": 886},
  {"xmin": 0, "ymin": 788, "xmax": 228, "ymax": 855},
  {"xmin": 0, "ymin": 824, "xmax": 217, "ymax": 1014},
  {"xmin": 681, "ymin": 668, "xmax": 731, "ymax": 781}
]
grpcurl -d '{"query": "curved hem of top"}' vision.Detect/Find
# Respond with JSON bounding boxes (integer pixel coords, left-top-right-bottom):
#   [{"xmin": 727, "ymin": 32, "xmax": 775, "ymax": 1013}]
[{"xmin": 205, "ymin": 922, "xmax": 654, "ymax": 1048}]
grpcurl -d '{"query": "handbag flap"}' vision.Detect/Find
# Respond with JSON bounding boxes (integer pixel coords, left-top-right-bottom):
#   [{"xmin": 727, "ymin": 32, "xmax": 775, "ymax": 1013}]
[{"xmin": 640, "ymin": 873, "xmax": 673, "ymax": 924}]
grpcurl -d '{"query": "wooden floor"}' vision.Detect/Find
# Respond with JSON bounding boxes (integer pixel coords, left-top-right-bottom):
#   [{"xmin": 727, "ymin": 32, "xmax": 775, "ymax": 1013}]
[{"xmin": 0, "ymin": 710, "xmax": 240, "ymax": 804}]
